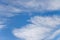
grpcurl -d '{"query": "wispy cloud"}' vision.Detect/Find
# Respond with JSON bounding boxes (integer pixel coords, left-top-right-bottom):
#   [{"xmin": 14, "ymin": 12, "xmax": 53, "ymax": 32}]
[
  {"xmin": 0, "ymin": 5, "xmax": 22, "ymax": 17},
  {"xmin": 47, "ymin": 0, "xmax": 60, "ymax": 10},
  {"xmin": 0, "ymin": 0, "xmax": 60, "ymax": 17},
  {"xmin": 2, "ymin": 0, "xmax": 60, "ymax": 14},
  {"xmin": 0, "ymin": 21, "xmax": 6, "ymax": 29},
  {"xmin": 46, "ymin": 29, "xmax": 60, "ymax": 40},
  {"xmin": 0, "ymin": 0, "xmax": 60, "ymax": 40},
  {"xmin": 13, "ymin": 16, "xmax": 60, "ymax": 40},
  {"xmin": 13, "ymin": 24, "xmax": 52, "ymax": 40},
  {"xmin": 29, "ymin": 16, "xmax": 60, "ymax": 28},
  {"xmin": 8, "ymin": 0, "xmax": 60, "ymax": 11},
  {"xmin": 0, "ymin": 17, "xmax": 8, "ymax": 29},
  {"xmin": 0, "ymin": 25, "xmax": 6, "ymax": 29}
]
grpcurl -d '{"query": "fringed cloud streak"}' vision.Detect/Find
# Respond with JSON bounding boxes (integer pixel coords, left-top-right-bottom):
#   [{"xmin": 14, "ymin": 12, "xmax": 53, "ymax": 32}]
[
  {"xmin": 0, "ymin": 18, "xmax": 7, "ymax": 29},
  {"xmin": 0, "ymin": 0, "xmax": 60, "ymax": 17},
  {"xmin": 0, "ymin": 0, "xmax": 60, "ymax": 40},
  {"xmin": 5, "ymin": 0, "xmax": 60, "ymax": 10},
  {"xmin": 0, "ymin": 5, "xmax": 22, "ymax": 17},
  {"xmin": 13, "ymin": 16, "xmax": 60, "ymax": 40}
]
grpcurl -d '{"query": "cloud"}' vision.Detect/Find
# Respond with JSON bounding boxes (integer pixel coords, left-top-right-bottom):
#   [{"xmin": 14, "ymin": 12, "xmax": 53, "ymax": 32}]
[
  {"xmin": 13, "ymin": 16, "xmax": 60, "ymax": 40},
  {"xmin": 0, "ymin": 25, "xmax": 6, "ymax": 29},
  {"xmin": 52, "ymin": 30, "xmax": 60, "ymax": 38},
  {"xmin": 9, "ymin": 0, "xmax": 60, "ymax": 11},
  {"xmin": 0, "ymin": 17, "xmax": 8, "ymax": 29},
  {"xmin": 47, "ymin": 0, "xmax": 60, "ymax": 10},
  {"xmin": 29, "ymin": 16, "xmax": 60, "ymax": 28},
  {"xmin": 46, "ymin": 29, "xmax": 60, "ymax": 40},
  {"xmin": 13, "ymin": 24, "xmax": 52, "ymax": 40},
  {"xmin": 0, "ymin": 2, "xmax": 23, "ymax": 29},
  {"xmin": 0, "ymin": 21, "xmax": 6, "ymax": 29},
  {"xmin": 0, "ymin": 5, "xmax": 23, "ymax": 17},
  {"xmin": 1, "ymin": 0, "xmax": 60, "ymax": 13},
  {"xmin": 0, "ymin": 0, "xmax": 60, "ymax": 17}
]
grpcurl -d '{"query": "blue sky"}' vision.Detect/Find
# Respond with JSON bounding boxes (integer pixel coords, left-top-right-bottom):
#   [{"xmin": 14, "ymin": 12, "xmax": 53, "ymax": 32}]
[{"xmin": 0, "ymin": 0, "xmax": 60, "ymax": 40}]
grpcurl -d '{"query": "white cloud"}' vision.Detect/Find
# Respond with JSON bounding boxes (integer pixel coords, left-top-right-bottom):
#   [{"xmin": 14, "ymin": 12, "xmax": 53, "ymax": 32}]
[
  {"xmin": 13, "ymin": 16, "xmax": 60, "ymax": 40},
  {"xmin": 47, "ymin": 0, "xmax": 60, "ymax": 10},
  {"xmin": 0, "ymin": 25, "xmax": 6, "ymax": 29},
  {"xmin": 29, "ymin": 16, "xmax": 60, "ymax": 28},
  {"xmin": 0, "ymin": 18, "xmax": 7, "ymax": 29},
  {"xmin": 10, "ymin": 0, "xmax": 60, "ymax": 11},
  {"xmin": 46, "ymin": 29, "xmax": 60, "ymax": 40},
  {"xmin": 0, "ymin": 5, "xmax": 22, "ymax": 17},
  {"xmin": 0, "ymin": 0, "xmax": 60, "ymax": 17},
  {"xmin": 0, "ymin": 21, "xmax": 6, "ymax": 29},
  {"xmin": 13, "ymin": 24, "xmax": 52, "ymax": 40}
]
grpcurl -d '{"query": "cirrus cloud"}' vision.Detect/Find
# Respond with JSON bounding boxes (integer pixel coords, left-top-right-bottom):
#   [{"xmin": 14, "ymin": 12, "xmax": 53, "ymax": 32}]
[
  {"xmin": 13, "ymin": 16, "xmax": 60, "ymax": 40},
  {"xmin": 0, "ymin": 5, "xmax": 23, "ymax": 17},
  {"xmin": 9, "ymin": 0, "xmax": 60, "ymax": 11},
  {"xmin": 1, "ymin": 0, "xmax": 60, "ymax": 11},
  {"xmin": 0, "ymin": 0, "xmax": 60, "ymax": 17}
]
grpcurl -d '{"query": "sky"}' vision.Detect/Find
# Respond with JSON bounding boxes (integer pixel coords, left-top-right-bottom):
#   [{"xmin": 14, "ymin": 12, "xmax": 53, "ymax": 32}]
[{"xmin": 0, "ymin": 0, "xmax": 60, "ymax": 40}]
